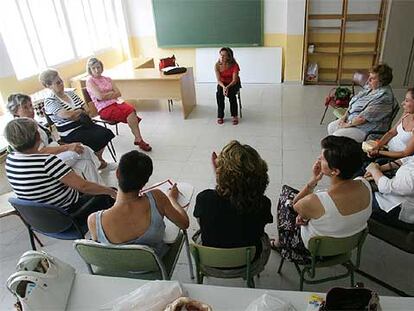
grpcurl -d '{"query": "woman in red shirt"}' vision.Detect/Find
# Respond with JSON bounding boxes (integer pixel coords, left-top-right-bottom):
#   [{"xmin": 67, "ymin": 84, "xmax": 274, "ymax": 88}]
[{"xmin": 215, "ymin": 47, "xmax": 241, "ymax": 125}]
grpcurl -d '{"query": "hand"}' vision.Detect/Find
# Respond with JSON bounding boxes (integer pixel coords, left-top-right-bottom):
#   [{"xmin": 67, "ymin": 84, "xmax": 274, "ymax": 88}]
[
  {"xmin": 363, "ymin": 171, "xmax": 373, "ymax": 180},
  {"xmin": 338, "ymin": 118, "xmax": 347, "ymax": 128},
  {"xmin": 365, "ymin": 162, "xmax": 380, "ymax": 175},
  {"xmin": 223, "ymin": 86, "xmax": 228, "ymax": 97},
  {"xmin": 368, "ymin": 149, "xmax": 380, "ymax": 158},
  {"xmin": 107, "ymin": 187, "xmax": 117, "ymax": 199},
  {"xmin": 67, "ymin": 143, "xmax": 84, "ymax": 154},
  {"xmin": 295, "ymin": 215, "xmax": 309, "ymax": 226},
  {"xmin": 168, "ymin": 183, "xmax": 179, "ymax": 201},
  {"xmin": 311, "ymin": 159, "xmax": 323, "ymax": 181}
]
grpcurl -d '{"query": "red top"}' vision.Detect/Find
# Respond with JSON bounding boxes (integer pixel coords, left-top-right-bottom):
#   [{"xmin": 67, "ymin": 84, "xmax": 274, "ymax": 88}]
[{"xmin": 218, "ymin": 63, "xmax": 240, "ymax": 85}]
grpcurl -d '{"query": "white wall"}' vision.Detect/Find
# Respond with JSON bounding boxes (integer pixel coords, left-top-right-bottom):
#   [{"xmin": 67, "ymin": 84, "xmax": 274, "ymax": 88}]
[{"xmin": 0, "ymin": 34, "xmax": 14, "ymax": 77}]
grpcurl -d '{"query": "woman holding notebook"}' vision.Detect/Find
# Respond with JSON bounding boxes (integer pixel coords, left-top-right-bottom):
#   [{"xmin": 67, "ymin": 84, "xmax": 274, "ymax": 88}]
[{"xmin": 88, "ymin": 151, "xmax": 189, "ymax": 257}]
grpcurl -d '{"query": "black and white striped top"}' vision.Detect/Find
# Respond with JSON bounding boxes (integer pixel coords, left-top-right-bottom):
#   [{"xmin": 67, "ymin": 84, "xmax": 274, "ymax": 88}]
[
  {"xmin": 6, "ymin": 153, "xmax": 79, "ymax": 208},
  {"xmin": 44, "ymin": 91, "xmax": 84, "ymax": 137}
]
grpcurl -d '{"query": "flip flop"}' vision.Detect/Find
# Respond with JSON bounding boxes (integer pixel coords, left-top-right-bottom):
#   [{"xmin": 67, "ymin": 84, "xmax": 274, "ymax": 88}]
[{"xmin": 270, "ymin": 239, "xmax": 281, "ymax": 252}]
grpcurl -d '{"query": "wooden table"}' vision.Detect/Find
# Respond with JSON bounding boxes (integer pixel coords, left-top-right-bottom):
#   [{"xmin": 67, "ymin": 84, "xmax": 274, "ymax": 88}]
[
  {"xmin": 66, "ymin": 274, "xmax": 414, "ymax": 311},
  {"xmin": 71, "ymin": 59, "xmax": 197, "ymax": 119}
]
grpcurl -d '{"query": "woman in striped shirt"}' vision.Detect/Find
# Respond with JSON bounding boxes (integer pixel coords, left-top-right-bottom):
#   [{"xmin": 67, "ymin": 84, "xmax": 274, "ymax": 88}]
[
  {"xmin": 39, "ymin": 69, "xmax": 115, "ymax": 169},
  {"xmin": 6, "ymin": 93, "xmax": 103, "ymax": 184},
  {"xmin": 4, "ymin": 118, "xmax": 117, "ymax": 224}
]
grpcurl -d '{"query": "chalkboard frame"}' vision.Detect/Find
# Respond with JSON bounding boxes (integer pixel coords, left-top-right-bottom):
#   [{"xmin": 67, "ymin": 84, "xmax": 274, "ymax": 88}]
[{"xmin": 152, "ymin": 0, "xmax": 264, "ymax": 48}]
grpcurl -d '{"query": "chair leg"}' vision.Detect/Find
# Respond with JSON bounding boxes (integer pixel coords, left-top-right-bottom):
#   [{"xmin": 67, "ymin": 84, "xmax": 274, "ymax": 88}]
[
  {"xmin": 277, "ymin": 258, "xmax": 285, "ymax": 274},
  {"xmin": 28, "ymin": 228, "xmax": 36, "ymax": 251},
  {"xmin": 168, "ymin": 99, "xmax": 173, "ymax": 112},
  {"xmin": 238, "ymin": 93, "xmax": 242, "ymax": 118},
  {"xmin": 247, "ymin": 277, "xmax": 255, "ymax": 288},
  {"xmin": 115, "ymin": 124, "xmax": 119, "ymax": 136},
  {"xmin": 320, "ymin": 105, "xmax": 329, "ymax": 125},
  {"xmin": 350, "ymin": 270, "xmax": 355, "ymax": 287},
  {"xmin": 183, "ymin": 230, "xmax": 195, "ymax": 279},
  {"xmin": 33, "ymin": 233, "xmax": 44, "ymax": 247},
  {"xmin": 300, "ymin": 268, "xmax": 306, "ymax": 291},
  {"xmin": 107, "ymin": 140, "xmax": 117, "ymax": 162}
]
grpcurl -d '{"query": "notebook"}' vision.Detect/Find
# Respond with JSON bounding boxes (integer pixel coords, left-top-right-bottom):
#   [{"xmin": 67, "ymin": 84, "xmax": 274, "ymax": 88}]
[{"xmin": 141, "ymin": 179, "xmax": 194, "ymax": 243}]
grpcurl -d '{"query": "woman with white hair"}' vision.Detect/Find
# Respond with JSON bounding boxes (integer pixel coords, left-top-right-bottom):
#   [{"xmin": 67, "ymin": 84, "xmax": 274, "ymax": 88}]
[
  {"xmin": 4, "ymin": 118, "xmax": 116, "ymax": 225},
  {"xmin": 39, "ymin": 68, "xmax": 115, "ymax": 170},
  {"xmin": 86, "ymin": 57, "xmax": 151, "ymax": 151},
  {"xmin": 6, "ymin": 93, "xmax": 103, "ymax": 183}
]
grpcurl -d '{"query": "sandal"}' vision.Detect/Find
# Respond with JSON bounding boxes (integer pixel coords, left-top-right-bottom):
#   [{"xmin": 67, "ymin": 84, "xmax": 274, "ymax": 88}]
[
  {"xmin": 217, "ymin": 118, "xmax": 224, "ymax": 125},
  {"xmin": 270, "ymin": 239, "xmax": 281, "ymax": 252},
  {"xmin": 232, "ymin": 117, "xmax": 239, "ymax": 125},
  {"xmin": 134, "ymin": 139, "xmax": 152, "ymax": 152}
]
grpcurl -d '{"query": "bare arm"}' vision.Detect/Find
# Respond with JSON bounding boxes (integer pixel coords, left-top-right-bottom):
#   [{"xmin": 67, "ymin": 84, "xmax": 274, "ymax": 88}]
[
  {"xmin": 214, "ymin": 65, "xmax": 225, "ymax": 88},
  {"xmin": 60, "ymin": 171, "xmax": 117, "ymax": 198},
  {"xmin": 226, "ymin": 70, "xmax": 239, "ymax": 88},
  {"xmin": 39, "ymin": 143, "xmax": 84, "ymax": 155},
  {"xmin": 293, "ymin": 194, "xmax": 324, "ymax": 220},
  {"xmin": 153, "ymin": 187, "xmax": 189, "ymax": 230},
  {"xmin": 377, "ymin": 137, "xmax": 414, "ymax": 158}
]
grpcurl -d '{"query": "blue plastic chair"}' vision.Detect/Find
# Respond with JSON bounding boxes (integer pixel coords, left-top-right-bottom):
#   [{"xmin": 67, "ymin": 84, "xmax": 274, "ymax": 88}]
[{"xmin": 8, "ymin": 197, "xmax": 89, "ymax": 250}]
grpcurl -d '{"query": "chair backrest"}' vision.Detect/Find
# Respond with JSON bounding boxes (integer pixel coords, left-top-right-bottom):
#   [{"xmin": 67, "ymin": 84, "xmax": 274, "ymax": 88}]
[
  {"xmin": 190, "ymin": 243, "xmax": 256, "ymax": 268},
  {"xmin": 308, "ymin": 228, "xmax": 368, "ymax": 258},
  {"xmin": 73, "ymin": 239, "xmax": 168, "ymax": 279},
  {"xmin": 8, "ymin": 197, "xmax": 76, "ymax": 234},
  {"xmin": 81, "ymin": 87, "xmax": 98, "ymax": 117}
]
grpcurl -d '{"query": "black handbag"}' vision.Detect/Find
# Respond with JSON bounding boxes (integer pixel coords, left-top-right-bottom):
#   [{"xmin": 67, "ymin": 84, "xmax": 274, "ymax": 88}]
[{"xmin": 320, "ymin": 286, "xmax": 380, "ymax": 311}]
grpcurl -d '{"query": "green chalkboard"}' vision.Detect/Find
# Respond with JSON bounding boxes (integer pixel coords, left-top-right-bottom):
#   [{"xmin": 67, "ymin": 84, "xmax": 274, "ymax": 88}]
[{"xmin": 152, "ymin": 0, "xmax": 263, "ymax": 48}]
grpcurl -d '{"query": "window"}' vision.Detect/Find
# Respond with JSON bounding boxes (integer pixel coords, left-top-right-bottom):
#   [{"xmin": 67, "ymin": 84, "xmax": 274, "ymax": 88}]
[{"xmin": 0, "ymin": 0, "xmax": 127, "ymax": 80}]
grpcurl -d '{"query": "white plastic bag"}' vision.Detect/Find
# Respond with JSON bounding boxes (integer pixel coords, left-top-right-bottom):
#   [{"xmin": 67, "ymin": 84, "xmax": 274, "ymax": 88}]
[
  {"xmin": 245, "ymin": 293, "xmax": 296, "ymax": 311},
  {"xmin": 101, "ymin": 281, "xmax": 183, "ymax": 311}
]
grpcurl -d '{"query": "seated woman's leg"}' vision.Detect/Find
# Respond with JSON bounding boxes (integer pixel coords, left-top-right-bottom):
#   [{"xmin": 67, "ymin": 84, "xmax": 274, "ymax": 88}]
[
  {"xmin": 277, "ymin": 185, "xmax": 310, "ymax": 263},
  {"xmin": 332, "ymin": 127, "xmax": 366, "ymax": 143},
  {"xmin": 216, "ymin": 84, "xmax": 225, "ymax": 119},
  {"xmin": 68, "ymin": 194, "xmax": 115, "ymax": 226},
  {"xmin": 327, "ymin": 119, "xmax": 341, "ymax": 135},
  {"xmin": 371, "ymin": 196, "xmax": 414, "ymax": 231},
  {"xmin": 227, "ymin": 83, "xmax": 240, "ymax": 118}
]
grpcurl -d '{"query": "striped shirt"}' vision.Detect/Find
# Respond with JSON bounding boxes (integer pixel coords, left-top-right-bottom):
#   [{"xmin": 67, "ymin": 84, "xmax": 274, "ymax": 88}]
[
  {"xmin": 6, "ymin": 153, "xmax": 79, "ymax": 208},
  {"xmin": 44, "ymin": 91, "xmax": 84, "ymax": 137}
]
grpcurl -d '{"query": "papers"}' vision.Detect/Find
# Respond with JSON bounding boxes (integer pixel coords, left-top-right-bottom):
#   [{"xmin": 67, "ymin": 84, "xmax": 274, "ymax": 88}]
[{"xmin": 141, "ymin": 180, "xmax": 194, "ymax": 244}]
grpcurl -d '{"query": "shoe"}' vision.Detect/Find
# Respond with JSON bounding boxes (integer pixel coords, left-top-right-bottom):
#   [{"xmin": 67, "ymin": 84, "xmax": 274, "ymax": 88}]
[
  {"xmin": 217, "ymin": 118, "xmax": 224, "ymax": 125},
  {"xmin": 270, "ymin": 239, "xmax": 281, "ymax": 252},
  {"xmin": 135, "ymin": 139, "xmax": 152, "ymax": 151},
  {"xmin": 232, "ymin": 117, "xmax": 239, "ymax": 125},
  {"xmin": 99, "ymin": 162, "xmax": 118, "ymax": 171}
]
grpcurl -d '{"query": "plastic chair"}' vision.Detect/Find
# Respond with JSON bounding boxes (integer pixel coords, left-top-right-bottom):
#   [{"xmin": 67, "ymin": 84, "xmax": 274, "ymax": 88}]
[
  {"xmin": 190, "ymin": 243, "xmax": 257, "ymax": 288},
  {"xmin": 277, "ymin": 228, "xmax": 368, "ymax": 291},
  {"xmin": 74, "ymin": 230, "xmax": 186, "ymax": 280},
  {"xmin": 8, "ymin": 197, "xmax": 90, "ymax": 250}
]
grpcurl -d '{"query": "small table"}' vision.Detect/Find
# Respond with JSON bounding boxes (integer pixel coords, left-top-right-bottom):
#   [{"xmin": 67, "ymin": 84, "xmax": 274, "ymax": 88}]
[{"xmin": 71, "ymin": 60, "xmax": 197, "ymax": 119}]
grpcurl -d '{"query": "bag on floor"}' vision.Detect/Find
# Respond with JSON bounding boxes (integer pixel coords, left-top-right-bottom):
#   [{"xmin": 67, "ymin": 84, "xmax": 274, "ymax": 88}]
[
  {"xmin": 324, "ymin": 86, "xmax": 351, "ymax": 108},
  {"xmin": 319, "ymin": 286, "xmax": 380, "ymax": 311},
  {"xmin": 6, "ymin": 251, "xmax": 75, "ymax": 311}
]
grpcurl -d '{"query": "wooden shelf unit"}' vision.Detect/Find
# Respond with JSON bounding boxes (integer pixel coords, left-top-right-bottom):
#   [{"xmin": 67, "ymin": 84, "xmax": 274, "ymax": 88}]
[{"xmin": 302, "ymin": 0, "xmax": 388, "ymax": 85}]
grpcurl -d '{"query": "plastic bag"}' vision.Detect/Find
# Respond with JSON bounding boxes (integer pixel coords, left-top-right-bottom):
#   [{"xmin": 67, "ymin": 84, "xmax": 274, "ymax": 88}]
[
  {"xmin": 101, "ymin": 281, "xmax": 183, "ymax": 311},
  {"xmin": 305, "ymin": 63, "xmax": 318, "ymax": 82},
  {"xmin": 245, "ymin": 293, "xmax": 296, "ymax": 311}
]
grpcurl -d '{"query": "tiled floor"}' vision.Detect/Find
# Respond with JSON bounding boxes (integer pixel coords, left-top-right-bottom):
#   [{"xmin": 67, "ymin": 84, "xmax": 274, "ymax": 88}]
[{"xmin": 1, "ymin": 83, "xmax": 413, "ymax": 309}]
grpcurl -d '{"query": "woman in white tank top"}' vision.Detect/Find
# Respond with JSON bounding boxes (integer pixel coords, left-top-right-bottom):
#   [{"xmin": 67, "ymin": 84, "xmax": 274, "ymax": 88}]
[
  {"xmin": 276, "ymin": 136, "xmax": 372, "ymax": 263},
  {"xmin": 368, "ymin": 88, "xmax": 414, "ymax": 159}
]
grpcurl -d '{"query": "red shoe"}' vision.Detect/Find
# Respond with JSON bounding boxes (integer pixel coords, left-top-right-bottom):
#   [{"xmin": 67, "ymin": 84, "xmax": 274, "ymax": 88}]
[
  {"xmin": 134, "ymin": 140, "xmax": 152, "ymax": 151},
  {"xmin": 232, "ymin": 117, "xmax": 239, "ymax": 125},
  {"xmin": 217, "ymin": 118, "xmax": 224, "ymax": 125}
]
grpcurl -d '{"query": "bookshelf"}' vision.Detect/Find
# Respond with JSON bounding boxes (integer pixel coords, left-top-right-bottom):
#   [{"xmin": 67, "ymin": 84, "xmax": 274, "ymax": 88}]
[{"xmin": 303, "ymin": 0, "xmax": 388, "ymax": 85}]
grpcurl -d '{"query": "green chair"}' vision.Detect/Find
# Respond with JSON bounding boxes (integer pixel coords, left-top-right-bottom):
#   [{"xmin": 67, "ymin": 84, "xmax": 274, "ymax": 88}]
[
  {"xmin": 190, "ymin": 243, "xmax": 257, "ymax": 288},
  {"xmin": 277, "ymin": 228, "xmax": 368, "ymax": 291},
  {"xmin": 73, "ymin": 230, "xmax": 185, "ymax": 280}
]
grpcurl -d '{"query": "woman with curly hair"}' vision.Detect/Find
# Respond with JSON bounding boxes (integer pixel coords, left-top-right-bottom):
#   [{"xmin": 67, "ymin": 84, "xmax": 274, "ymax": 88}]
[{"xmin": 193, "ymin": 140, "xmax": 273, "ymax": 260}]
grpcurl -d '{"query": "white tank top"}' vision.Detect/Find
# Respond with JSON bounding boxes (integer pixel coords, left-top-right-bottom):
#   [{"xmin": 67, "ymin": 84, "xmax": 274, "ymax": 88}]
[
  {"xmin": 301, "ymin": 178, "xmax": 372, "ymax": 248},
  {"xmin": 388, "ymin": 117, "xmax": 413, "ymax": 152}
]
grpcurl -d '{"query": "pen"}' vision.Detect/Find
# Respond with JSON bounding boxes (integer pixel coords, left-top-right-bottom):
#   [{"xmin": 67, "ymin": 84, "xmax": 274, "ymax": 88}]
[{"xmin": 167, "ymin": 179, "xmax": 184, "ymax": 196}]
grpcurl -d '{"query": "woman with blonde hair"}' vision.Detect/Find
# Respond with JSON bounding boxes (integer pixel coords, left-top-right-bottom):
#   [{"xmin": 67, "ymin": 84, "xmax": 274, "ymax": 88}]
[
  {"xmin": 86, "ymin": 57, "xmax": 151, "ymax": 151},
  {"xmin": 193, "ymin": 140, "xmax": 272, "ymax": 262}
]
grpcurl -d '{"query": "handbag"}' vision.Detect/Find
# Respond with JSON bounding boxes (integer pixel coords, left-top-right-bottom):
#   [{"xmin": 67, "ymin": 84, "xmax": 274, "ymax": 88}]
[
  {"xmin": 6, "ymin": 251, "xmax": 75, "ymax": 311},
  {"xmin": 325, "ymin": 86, "xmax": 351, "ymax": 108},
  {"xmin": 159, "ymin": 55, "xmax": 176, "ymax": 70},
  {"xmin": 78, "ymin": 112, "xmax": 95, "ymax": 128},
  {"xmin": 319, "ymin": 286, "xmax": 380, "ymax": 311}
]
